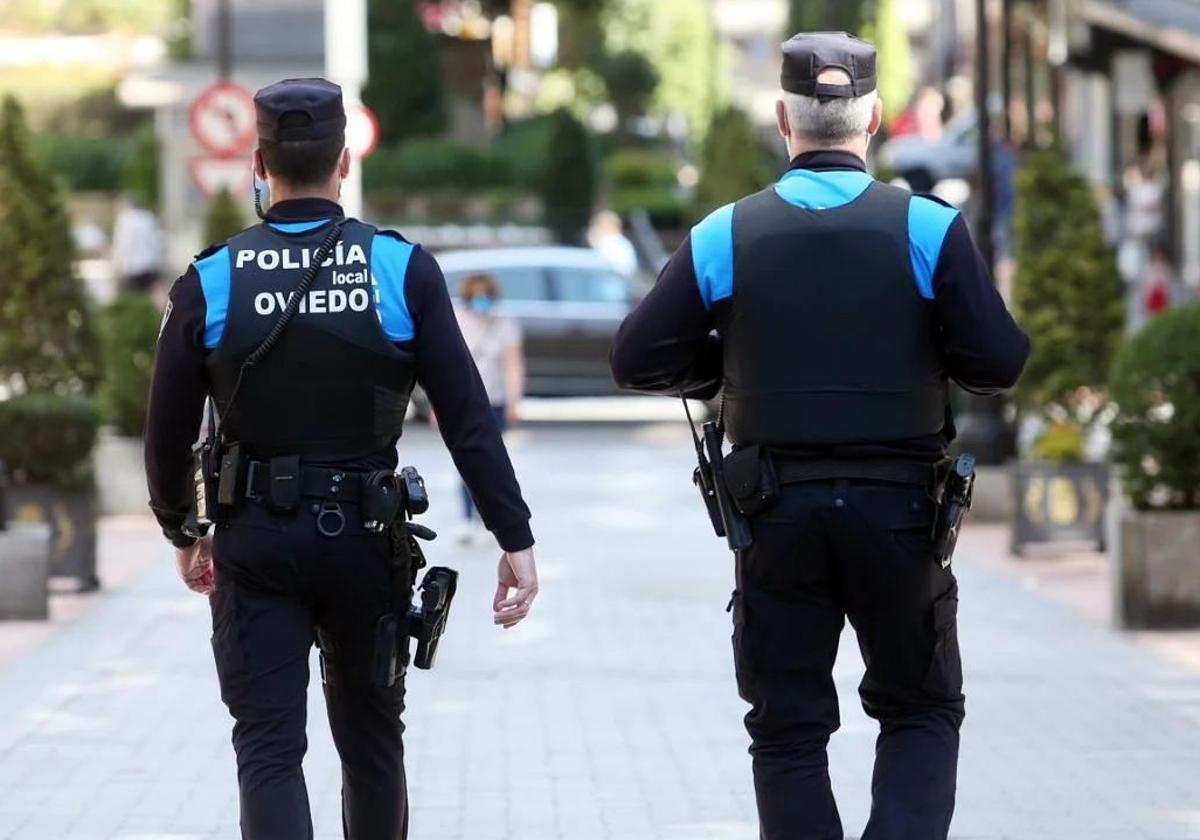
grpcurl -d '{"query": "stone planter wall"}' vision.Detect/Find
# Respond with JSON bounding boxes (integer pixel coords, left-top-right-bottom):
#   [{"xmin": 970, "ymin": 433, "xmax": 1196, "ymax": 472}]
[
  {"xmin": 1114, "ymin": 509, "xmax": 1200, "ymax": 629},
  {"xmin": 0, "ymin": 522, "xmax": 51, "ymax": 620}
]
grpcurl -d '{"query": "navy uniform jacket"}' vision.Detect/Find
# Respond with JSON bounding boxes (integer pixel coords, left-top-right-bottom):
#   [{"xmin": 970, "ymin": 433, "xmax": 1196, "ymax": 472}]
[
  {"xmin": 146, "ymin": 197, "xmax": 534, "ymax": 551},
  {"xmin": 610, "ymin": 150, "xmax": 1030, "ymax": 459}
]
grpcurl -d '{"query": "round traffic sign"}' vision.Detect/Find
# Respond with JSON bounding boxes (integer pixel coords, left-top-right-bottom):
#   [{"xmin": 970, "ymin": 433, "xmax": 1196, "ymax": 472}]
[
  {"xmin": 346, "ymin": 105, "xmax": 380, "ymax": 159},
  {"xmin": 189, "ymin": 82, "xmax": 258, "ymax": 157}
]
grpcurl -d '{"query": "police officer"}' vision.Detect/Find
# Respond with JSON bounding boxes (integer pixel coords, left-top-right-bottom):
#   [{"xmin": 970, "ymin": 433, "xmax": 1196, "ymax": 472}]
[
  {"xmin": 144, "ymin": 78, "xmax": 539, "ymax": 840},
  {"xmin": 611, "ymin": 34, "xmax": 1029, "ymax": 840}
]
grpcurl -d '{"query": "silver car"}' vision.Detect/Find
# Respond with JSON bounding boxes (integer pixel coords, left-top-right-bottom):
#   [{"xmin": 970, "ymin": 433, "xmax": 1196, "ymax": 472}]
[{"xmin": 435, "ymin": 246, "xmax": 647, "ymax": 396}]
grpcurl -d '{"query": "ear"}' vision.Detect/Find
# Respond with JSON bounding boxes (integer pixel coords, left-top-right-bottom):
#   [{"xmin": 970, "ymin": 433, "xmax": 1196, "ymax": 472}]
[
  {"xmin": 867, "ymin": 97, "xmax": 884, "ymax": 137},
  {"xmin": 775, "ymin": 99, "xmax": 790, "ymax": 142},
  {"xmin": 338, "ymin": 148, "xmax": 351, "ymax": 179},
  {"xmin": 253, "ymin": 149, "xmax": 267, "ymax": 180}
]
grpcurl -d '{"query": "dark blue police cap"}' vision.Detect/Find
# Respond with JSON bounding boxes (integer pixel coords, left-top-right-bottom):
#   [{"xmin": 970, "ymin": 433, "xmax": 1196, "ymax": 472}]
[
  {"xmin": 781, "ymin": 32, "xmax": 877, "ymax": 101},
  {"xmin": 254, "ymin": 78, "xmax": 346, "ymax": 143}
]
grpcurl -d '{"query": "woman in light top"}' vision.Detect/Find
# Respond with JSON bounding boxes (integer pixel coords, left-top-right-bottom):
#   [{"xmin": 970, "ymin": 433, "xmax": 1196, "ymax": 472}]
[{"xmin": 454, "ymin": 273, "xmax": 525, "ymax": 543}]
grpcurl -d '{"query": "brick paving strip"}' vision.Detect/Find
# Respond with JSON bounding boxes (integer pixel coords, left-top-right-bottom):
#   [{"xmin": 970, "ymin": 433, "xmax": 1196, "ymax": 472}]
[{"xmin": 0, "ymin": 426, "xmax": 1197, "ymax": 839}]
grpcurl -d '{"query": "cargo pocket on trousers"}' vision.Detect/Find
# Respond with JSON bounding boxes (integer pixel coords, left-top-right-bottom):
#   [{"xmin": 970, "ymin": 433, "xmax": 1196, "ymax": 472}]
[
  {"xmin": 922, "ymin": 585, "xmax": 964, "ymax": 700},
  {"xmin": 729, "ymin": 590, "xmax": 756, "ymax": 704}
]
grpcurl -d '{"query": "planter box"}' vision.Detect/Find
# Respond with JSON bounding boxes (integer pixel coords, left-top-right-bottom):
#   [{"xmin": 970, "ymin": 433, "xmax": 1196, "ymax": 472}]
[
  {"xmin": 6, "ymin": 484, "xmax": 98, "ymax": 591},
  {"xmin": 1011, "ymin": 461, "xmax": 1109, "ymax": 555},
  {"xmin": 1114, "ymin": 509, "xmax": 1200, "ymax": 629},
  {"xmin": 0, "ymin": 522, "xmax": 51, "ymax": 620}
]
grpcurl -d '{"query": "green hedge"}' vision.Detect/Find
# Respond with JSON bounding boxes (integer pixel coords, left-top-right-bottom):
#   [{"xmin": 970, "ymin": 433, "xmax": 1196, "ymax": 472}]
[
  {"xmin": 98, "ymin": 293, "xmax": 159, "ymax": 437},
  {"xmin": 604, "ymin": 148, "xmax": 678, "ymax": 189},
  {"xmin": 1109, "ymin": 304, "xmax": 1200, "ymax": 510},
  {"xmin": 41, "ymin": 134, "xmax": 125, "ymax": 192},
  {"xmin": 0, "ymin": 395, "xmax": 97, "ymax": 489},
  {"xmin": 364, "ymin": 139, "xmax": 513, "ymax": 191}
]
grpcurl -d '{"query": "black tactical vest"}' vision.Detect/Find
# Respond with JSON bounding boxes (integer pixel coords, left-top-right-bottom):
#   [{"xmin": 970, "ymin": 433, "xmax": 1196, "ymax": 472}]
[
  {"xmin": 206, "ymin": 219, "xmax": 417, "ymax": 459},
  {"xmin": 722, "ymin": 181, "xmax": 948, "ymax": 447}
]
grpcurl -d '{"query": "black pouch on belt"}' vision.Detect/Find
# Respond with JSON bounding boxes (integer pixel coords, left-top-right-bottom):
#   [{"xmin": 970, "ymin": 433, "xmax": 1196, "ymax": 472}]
[
  {"xmin": 362, "ymin": 471, "xmax": 403, "ymax": 532},
  {"xmin": 266, "ymin": 455, "xmax": 302, "ymax": 514},
  {"xmin": 723, "ymin": 445, "xmax": 780, "ymax": 517}
]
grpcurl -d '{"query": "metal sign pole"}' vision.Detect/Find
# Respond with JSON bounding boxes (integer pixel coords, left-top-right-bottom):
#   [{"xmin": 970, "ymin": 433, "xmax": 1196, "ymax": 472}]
[{"xmin": 216, "ymin": 0, "xmax": 232, "ymax": 81}]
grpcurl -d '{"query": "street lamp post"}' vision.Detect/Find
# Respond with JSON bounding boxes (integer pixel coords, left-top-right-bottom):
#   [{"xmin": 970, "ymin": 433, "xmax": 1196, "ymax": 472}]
[{"xmin": 954, "ymin": 0, "xmax": 1015, "ymax": 465}]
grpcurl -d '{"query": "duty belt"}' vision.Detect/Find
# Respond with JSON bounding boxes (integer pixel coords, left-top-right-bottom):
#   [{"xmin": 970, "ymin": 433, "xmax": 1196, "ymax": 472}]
[
  {"xmin": 771, "ymin": 456, "xmax": 951, "ymax": 493},
  {"xmin": 243, "ymin": 461, "xmax": 368, "ymax": 504}
]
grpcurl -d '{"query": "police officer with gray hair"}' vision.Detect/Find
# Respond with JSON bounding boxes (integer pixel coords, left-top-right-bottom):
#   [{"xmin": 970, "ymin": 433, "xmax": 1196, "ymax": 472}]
[
  {"xmin": 145, "ymin": 78, "xmax": 538, "ymax": 839},
  {"xmin": 611, "ymin": 33, "xmax": 1029, "ymax": 840}
]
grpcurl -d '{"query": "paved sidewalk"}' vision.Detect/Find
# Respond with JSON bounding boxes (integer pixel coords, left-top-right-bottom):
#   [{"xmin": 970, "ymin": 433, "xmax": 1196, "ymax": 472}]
[{"xmin": 0, "ymin": 424, "xmax": 1198, "ymax": 839}]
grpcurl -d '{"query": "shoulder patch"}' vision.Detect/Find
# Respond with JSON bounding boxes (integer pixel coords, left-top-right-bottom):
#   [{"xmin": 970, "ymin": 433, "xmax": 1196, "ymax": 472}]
[
  {"xmin": 193, "ymin": 242, "xmax": 225, "ymax": 261},
  {"xmin": 913, "ymin": 192, "xmax": 957, "ymax": 210},
  {"xmin": 375, "ymin": 228, "xmax": 412, "ymax": 245}
]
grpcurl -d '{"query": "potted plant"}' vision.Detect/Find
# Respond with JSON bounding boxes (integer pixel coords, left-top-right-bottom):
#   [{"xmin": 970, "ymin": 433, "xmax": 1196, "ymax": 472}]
[
  {"xmin": 94, "ymin": 292, "xmax": 160, "ymax": 515},
  {"xmin": 1010, "ymin": 149, "xmax": 1125, "ymax": 554},
  {"xmin": 0, "ymin": 95, "xmax": 102, "ymax": 591},
  {"xmin": 1108, "ymin": 303, "xmax": 1200, "ymax": 628}
]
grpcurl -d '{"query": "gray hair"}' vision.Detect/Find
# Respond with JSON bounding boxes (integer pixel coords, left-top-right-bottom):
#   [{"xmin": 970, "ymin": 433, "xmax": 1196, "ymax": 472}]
[{"xmin": 781, "ymin": 69, "xmax": 878, "ymax": 146}]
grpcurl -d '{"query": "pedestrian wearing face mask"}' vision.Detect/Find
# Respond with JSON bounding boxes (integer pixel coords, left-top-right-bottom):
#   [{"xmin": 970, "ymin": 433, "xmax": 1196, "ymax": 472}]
[{"xmin": 454, "ymin": 274, "xmax": 526, "ymax": 544}]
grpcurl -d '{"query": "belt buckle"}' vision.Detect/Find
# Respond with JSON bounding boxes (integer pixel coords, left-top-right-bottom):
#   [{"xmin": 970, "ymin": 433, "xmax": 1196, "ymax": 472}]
[{"xmin": 316, "ymin": 502, "xmax": 346, "ymax": 538}]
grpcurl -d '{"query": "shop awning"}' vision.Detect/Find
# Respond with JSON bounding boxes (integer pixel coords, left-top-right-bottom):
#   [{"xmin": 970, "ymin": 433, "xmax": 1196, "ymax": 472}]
[{"xmin": 1079, "ymin": 0, "xmax": 1200, "ymax": 63}]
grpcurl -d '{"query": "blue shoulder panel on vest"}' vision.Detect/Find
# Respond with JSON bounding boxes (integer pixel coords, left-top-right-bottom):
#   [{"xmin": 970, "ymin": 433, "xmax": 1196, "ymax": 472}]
[
  {"xmin": 907, "ymin": 195, "xmax": 960, "ymax": 300},
  {"xmin": 372, "ymin": 233, "xmax": 416, "ymax": 341},
  {"xmin": 196, "ymin": 246, "xmax": 231, "ymax": 349},
  {"xmin": 774, "ymin": 169, "xmax": 874, "ymax": 210},
  {"xmin": 690, "ymin": 203, "xmax": 735, "ymax": 309},
  {"xmin": 269, "ymin": 219, "xmax": 329, "ymax": 233}
]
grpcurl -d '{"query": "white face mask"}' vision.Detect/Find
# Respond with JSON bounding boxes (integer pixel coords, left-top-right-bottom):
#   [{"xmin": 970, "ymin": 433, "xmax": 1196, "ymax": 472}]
[{"xmin": 252, "ymin": 170, "xmax": 270, "ymax": 219}]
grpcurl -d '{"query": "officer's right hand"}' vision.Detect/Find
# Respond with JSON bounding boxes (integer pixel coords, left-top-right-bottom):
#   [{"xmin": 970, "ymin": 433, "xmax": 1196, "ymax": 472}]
[
  {"xmin": 175, "ymin": 537, "xmax": 215, "ymax": 595},
  {"xmin": 494, "ymin": 548, "xmax": 538, "ymax": 629}
]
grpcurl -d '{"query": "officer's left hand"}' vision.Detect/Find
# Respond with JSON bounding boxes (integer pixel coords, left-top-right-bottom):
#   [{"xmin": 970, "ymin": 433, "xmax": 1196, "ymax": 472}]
[
  {"xmin": 494, "ymin": 548, "xmax": 538, "ymax": 629},
  {"xmin": 175, "ymin": 537, "xmax": 215, "ymax": 595}
]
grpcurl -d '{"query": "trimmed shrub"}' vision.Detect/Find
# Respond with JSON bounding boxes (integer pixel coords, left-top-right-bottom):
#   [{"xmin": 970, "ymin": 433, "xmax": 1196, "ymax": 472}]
[
  {"xmin": 98, "ymin": 293, "xmax": 160, "ymax": 437},
  {"xmin": 202, "ymin": 188, "xmax": 246, "ymax": 247},
  {"xmin": 1013, "ymin": 149, "xmax": 1125, "ymax": 421},
  {"xmin": 0, "ymin": 395, "xmax": 98, "ymax": 490},
  {"xmin": 120, "ymin": 123, "xmax": 159, "ymax": 211},
  {"xmin": 694, "ymin": 107, "xmax": 772, "ymax": 217},
  {"xmin": 1108, "ymin": 304, "xmax": 1200, "ymax": 510},
  {"xmin": 494, "ymin": 114, "xmax": 558, "ymax": 187},
  {"xmin": 539, "ymin": 109, "xmax": 599, "ymax": 244},
  {"xmin": 0, "ymin": 96, "xmax": 101, "ymax": 396}
]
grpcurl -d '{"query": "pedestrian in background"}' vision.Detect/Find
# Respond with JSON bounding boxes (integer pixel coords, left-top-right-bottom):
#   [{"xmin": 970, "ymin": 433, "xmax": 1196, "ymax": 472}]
[
  {"xmin": 111, "ymin": 192, "xmax": 164, "ymax": 300},
  {"xmin": 455, "ymin": 273, "xmax": 525, "ymax": 545},
  {"xmin": 611, "ymin": 32, "xmax": 1029, "ymax": 840},
  {"xmin": 588, "ymin": 210, "xmax": 639, "ymax": 277}
]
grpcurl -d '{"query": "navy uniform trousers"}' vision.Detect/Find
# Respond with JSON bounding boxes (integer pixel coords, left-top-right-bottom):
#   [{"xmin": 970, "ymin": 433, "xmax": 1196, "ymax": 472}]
[
  {"xmin": 209, "ymin": 498, "xmax": 409, "ymax": 840},
  {"xmin": 731, "ymin": 479, "xmax": 965, "ymax": 840}
]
